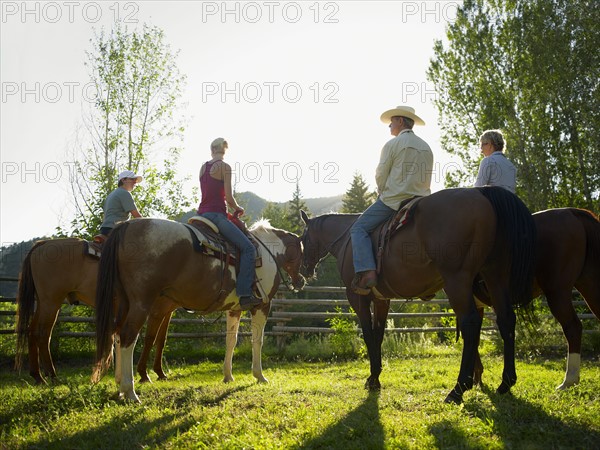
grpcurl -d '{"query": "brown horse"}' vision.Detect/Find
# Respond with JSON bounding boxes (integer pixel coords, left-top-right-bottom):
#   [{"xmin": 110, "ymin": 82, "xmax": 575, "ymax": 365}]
[
  {"xmin": 15, "ymin": 238, "xmax": 175, "ymax": 384},
  {"xmin": 300, "ymin": 186, "xmax": 536, "ymax": 403},
  {"xmin": 15, "ymin": 238, "xmax": 262, "ymax": 385},
  {"xmin": 93, "ymin": 218, "xmax": 305, "ymax": 402},
  {"xmin": 473, "ymin": 207, "xmax": 600, "ymax": 389}
]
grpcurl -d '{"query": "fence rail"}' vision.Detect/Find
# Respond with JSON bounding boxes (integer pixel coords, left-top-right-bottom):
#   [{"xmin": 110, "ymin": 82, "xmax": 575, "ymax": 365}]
[{"xmin": 1, "ymin": 278, "xmax": 598, "ymax": 346}]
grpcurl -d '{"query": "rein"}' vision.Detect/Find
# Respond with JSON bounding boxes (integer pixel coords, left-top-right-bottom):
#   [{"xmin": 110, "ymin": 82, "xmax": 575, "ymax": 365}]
[{"xmin": 251, "ymin": 232, "xmax": 299, "ymax": 292}]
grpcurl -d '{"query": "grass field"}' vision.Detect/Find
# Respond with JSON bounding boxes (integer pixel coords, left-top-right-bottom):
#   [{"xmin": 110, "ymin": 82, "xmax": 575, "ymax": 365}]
[{"xmin": 1, "ymin": 340, "xmax": 599, "ymax": 450}]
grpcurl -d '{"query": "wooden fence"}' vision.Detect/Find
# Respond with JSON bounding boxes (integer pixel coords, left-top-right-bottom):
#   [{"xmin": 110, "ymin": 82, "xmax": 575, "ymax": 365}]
[{"xmin": 1, "ymin": 277, "xmax": 598, "ymax": 351}]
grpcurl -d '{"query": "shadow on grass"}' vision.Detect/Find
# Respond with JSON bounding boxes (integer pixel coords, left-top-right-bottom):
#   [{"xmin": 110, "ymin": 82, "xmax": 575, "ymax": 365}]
[
  {"xmin": 430, "ymin": 383, "xmax": 600, "ymax": 448},
  {"xmin": 3, "ymin": 381, "xmax": 253, "ymax": 448},
  {"xmin": 295, "ymin": 390, "xmax": 384, "ymax": 450},
  {"xmin": 34, "ymin": 407, "xmax": 197, "ymax": 449}
]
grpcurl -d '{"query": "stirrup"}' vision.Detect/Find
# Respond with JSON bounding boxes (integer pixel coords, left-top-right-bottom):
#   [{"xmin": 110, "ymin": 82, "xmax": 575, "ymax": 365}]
[{"xmin": 351, "ymin": 274, "xmax": 372, "ymax": 296}]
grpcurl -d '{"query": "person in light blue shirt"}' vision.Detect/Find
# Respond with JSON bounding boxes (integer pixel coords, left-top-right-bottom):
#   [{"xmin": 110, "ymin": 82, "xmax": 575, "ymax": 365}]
[
  {"xmin": 99, "ymin": 170, "xmax": 143, "ymax": 236},
  {"xmin": 474, "ymin": 129, "xmax": 516, "ymax": 193}
]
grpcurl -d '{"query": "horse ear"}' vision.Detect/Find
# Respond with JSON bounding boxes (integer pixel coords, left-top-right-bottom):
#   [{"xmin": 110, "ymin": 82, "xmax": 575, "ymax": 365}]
[{"xmin": 300, "ymin": 210, "xmax": 310, "ymax": 224}]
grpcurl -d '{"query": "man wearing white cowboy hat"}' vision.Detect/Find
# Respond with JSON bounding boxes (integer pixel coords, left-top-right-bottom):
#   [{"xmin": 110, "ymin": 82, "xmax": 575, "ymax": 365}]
[
  {"xmin": 350, "ymin": 105, "xmax": 433, "ymax": 295},
  {"xmin": 99, "ymin": 169, "xmax": 143, "ymax": 237}
]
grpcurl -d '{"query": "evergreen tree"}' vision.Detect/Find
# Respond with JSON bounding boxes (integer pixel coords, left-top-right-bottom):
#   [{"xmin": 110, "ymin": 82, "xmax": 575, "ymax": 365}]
[
  {"xmin": 285, "ymin": 182, "xmax": 310, "ymax": 234},
  {"xmin": 341, "ymin": 172, "xmax": 376, "ymax": 213}
]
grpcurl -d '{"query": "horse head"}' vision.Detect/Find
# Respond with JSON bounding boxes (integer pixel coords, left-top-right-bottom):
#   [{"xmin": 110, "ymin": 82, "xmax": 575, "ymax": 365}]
[
  {"xmin": 279, "ymin": 230, "xmax": 306, "ymax": 292},
  {"xmin": 250, "ymin": 220, "xmax": 306, "ymax": 292},
  {"xmin": 299, "ymin": 210, "xmax": 330, "ymax": 280}
]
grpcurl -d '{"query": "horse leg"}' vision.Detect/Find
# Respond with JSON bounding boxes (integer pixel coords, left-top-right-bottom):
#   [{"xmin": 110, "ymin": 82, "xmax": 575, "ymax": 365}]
[
  {"xmin": 224, "ymin": 311, "xmax": 242, "ymax": 383},
  {"xmin": 32, "ymin": 303, "xmax": 61, "ymax": 383},
  {"xmin": 117, "ymin": 312, "xmax": 146, "ymax": 403},
  {"xmin": 545, "ymin": 289, "xmax": 583, "ymax": 389},
  {"xmin": 136, "ymin": 326, "xmax": 156, "ymax": 383},
  {"xmin": 347, "ymin": 290, "xmax": 383, "ymax": 391},
  {"xmin": 446, "ymin": 307, "xmax": 482, "ymax": 404},
  {"xmin": 490, "ymin": 291, "xmax": 518, "ymax": 395},
  {"xmin": 250, "ymin": 305, "xmax": 269, "ymax": 383},
  {"xmin": 473, "ymin": 306, "xmax": 485, "ymax": 387},
  {"xmin": 114, "ymin": 335, "xmax": 122, "ymax": 386},
  {"xmin": 137, "ymin": 308, "xmax": 172, "ymax": 383},
  {"xmin": 370, "ymin": 298, "xmax": 390, "ymax": 389},
  {"xmin": 444, "ymin": 279, "xmax": 481, "ymax": 404},
  {"xmin": 151, "ymin": 311, "xmax": 172, "ymax": 381},
  {"xmin": 119, "ymin": 335, "xmax": 140, "ymax": 403}
]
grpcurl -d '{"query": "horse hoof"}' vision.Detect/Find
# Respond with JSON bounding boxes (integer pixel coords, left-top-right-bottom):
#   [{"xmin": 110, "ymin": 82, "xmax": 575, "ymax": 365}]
[
  {"xmin": 444, "ymin": 390, "xmax": 463, "ymax": 405},
  {"xmin": 255, "ymin": 376, "xmax": 269, "ymax": 383},
  {"xmin": 556, "ymin": 378, "xmax": 579, "ymax": 391},
  {"xmin": 138, "ymin": 376, "xmax": 152, "ymax": 384},
  {"xmin": 223, "ymin": 376, "xmax": 234, "ymax": 383},
  {"xmin": 496, "ymin": 381, "xmax": 512, "ymax": 395},
  {"xmin": 364, "ymin": 377, "xmax": 381, "ymax": 391},
  {"xmin": 119, "ymin": 391, "xmax": 141, "ymax": 403}
]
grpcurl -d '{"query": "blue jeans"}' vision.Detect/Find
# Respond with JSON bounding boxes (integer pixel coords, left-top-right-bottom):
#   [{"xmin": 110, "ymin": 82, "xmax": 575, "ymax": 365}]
[
  {"xmin": 200, "ymin": 212, "xmax": 257, "ymax": 297},
  {"xmin": 350, "ymin": 198, "xmax": 396, "ymax": 273}
]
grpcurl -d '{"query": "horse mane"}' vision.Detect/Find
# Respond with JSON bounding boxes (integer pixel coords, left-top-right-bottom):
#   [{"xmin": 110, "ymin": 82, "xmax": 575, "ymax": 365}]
[
  {"xmin": 309, "ymin": 213, "xmax": 359, "ymax": 234},
  {"xmin": 250, "ymin": 218, "xmax": 273, "ymax": 232}
]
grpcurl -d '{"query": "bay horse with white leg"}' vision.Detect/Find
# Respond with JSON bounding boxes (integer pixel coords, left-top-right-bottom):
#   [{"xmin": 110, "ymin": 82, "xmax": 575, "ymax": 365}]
[
  {"xmin": 300, "ymin": 186, "xmax": 536, "ymax": 404},
  {"xmin": 473, "ymin": 207, "xmax": 600, "ymax": 390},
  {"xmin": 93, "ymin": 218, "xmax": 305, "ymax": 402},
  {"xmin": 15, "ymin": 238, "xmax": 173, "ymax": 384}
]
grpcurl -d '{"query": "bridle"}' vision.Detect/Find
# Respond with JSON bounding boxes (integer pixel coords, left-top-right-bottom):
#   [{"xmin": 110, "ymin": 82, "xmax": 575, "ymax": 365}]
[
  {"xmin": 252, "ymin": 232, "xmax": 303, "ymax": 292},
  {"xmin": 300, "ymin": 217, "xmax": 355, "ymax": 276}
]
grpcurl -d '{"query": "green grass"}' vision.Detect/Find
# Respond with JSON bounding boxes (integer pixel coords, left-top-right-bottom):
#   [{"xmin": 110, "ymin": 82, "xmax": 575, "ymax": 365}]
[{"xmin": 1, "ymin": 347, "xmax": 599, "ymax": 449}]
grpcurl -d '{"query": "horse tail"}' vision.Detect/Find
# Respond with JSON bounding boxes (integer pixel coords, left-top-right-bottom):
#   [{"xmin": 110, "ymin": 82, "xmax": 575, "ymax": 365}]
[
  {"xmin": 476, "ymin": 187, "xmax": 537, "ymax": 307},
  {"xmin": 15, "ymin": 240, "xmax": 47, "ymax": 371},
  {"xmin": 92, "ymin": 222, "xmax": 129, "ymax": 383},
  {"xmin": 570, "ymin": 208, "xmax": 600, "ymax": 267}
]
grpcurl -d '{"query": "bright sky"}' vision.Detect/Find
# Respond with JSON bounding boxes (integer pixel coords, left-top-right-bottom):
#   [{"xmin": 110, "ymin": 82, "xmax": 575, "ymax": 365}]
[{"xmin": 1, "ymin": 1, "xmax": 464, "ymax": 245}]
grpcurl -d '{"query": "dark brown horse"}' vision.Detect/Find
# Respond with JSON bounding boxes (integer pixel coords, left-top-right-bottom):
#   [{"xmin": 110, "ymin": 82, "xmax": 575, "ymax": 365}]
[
  {"xmin": 473, "ymin": 207, "xmax": 600, "ymax": 389},
  {"xmin": 300, "ymin": 186, "xmax": 536, "ymax": 403},
  {"xmin": 15, "ymin": 238, "xmax": 175, "ymax": 384},
  {"xmin": 93, "ymin": 218, "xmax": 305, "ymax": 402}
]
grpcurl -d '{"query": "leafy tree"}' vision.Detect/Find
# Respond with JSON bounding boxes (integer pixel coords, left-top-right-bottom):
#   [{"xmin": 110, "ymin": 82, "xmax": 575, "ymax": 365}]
[
  {"xmin": 285, "ymin": 182, "xmax": 310, "ymax": 235},
  {"xmin": 341, "ymin": 172, "xmax": 376, "ymax": 213},
  {"xmin": 61, "ymin": 23, "xmax": 195, "ymax": 238},
  {"xmin": 428, "ymin": 0, "xmax": 599, "ymax": 212}
]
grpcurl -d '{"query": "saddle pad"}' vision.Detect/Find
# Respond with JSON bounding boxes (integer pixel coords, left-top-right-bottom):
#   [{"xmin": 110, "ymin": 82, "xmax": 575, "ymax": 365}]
[
  {"xmin": 183, "ymin": 222, "xmax": 263, "ymax": 268},
  {"xmin": 390, "ymin": 196, "xmax": 422, "ymax": 234}
]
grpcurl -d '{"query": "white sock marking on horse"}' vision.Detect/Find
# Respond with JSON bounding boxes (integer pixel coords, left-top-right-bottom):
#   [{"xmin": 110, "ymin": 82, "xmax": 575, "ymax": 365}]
[
  {"xmin": 558, "ymin": 353, "xmax": 581, "ymax": 390},
  {"xmin": 120, "ymin": 340, "xmax": 140, "ymax": 402}
]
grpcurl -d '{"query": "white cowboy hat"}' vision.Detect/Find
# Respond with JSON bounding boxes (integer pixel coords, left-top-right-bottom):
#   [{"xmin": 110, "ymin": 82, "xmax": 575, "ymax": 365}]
[
  {"xmin": 118, "ymin": 170, "xmax": 143, "ymax": 182},
  {"xmin": 380, "ymin": 105, "xmax": 425, "ymax": 126}
]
